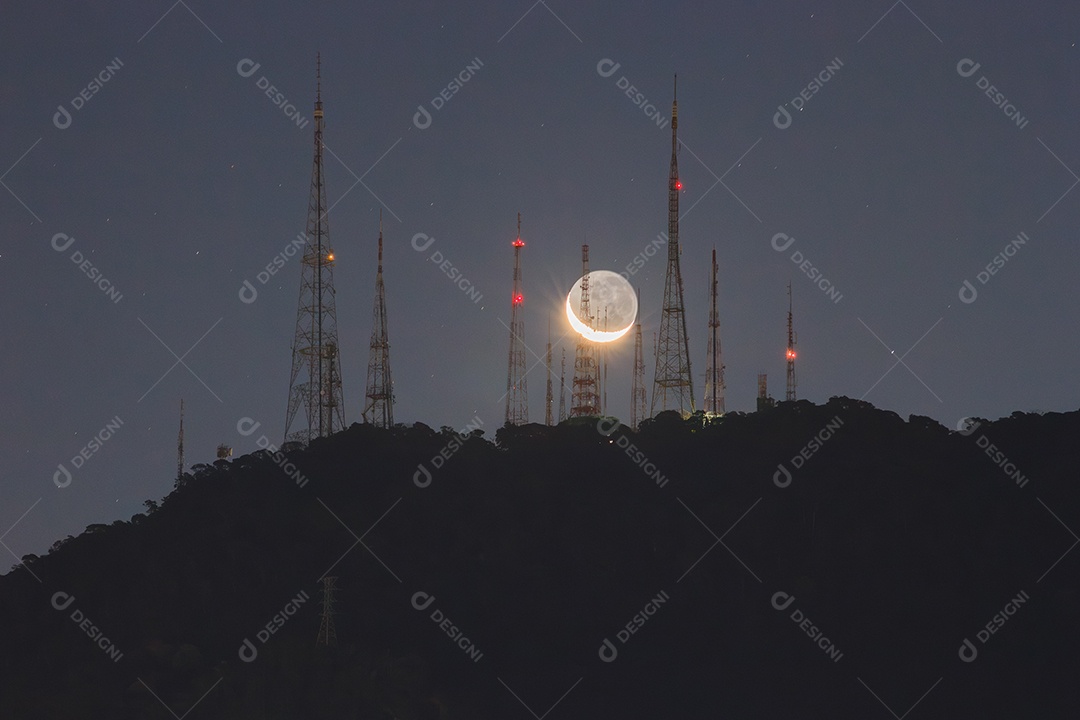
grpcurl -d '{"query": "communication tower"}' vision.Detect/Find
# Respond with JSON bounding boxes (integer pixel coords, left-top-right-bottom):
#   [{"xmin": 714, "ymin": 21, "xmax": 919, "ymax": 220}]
[
  {"xmin": 631, "ymin": 291, "xmax": 646, "ymax": 429},
  {"xmin": 757, "ymin": 372, "xmax": 775, "ymax": 411},
  {"xmin": 284, "ymin": 54, "xmax": 346, "ymax": 443},
  {"xmin": 558, "ymin": 348, "xmax": 567, "ymax": 422},
  {"xmin": 363, "ymin": 213, "xmax": 394, "ymax": 428},
  {"xmin": 545, "ymin": 320, "xmax": 554, "ymax": 425},
  {"xmin": 703, "ymin": 248, "xmax": 725, "ymax": 415},
  {"xmin": 786, "ymin": 282, "xmax": 797, "ymax": 402},
  {"xmin": 651, "ymin": 76, "xmax": 695, "ymax": 417},
  {"xmin": 570, "ymin": 245, "xmax": 601, "ymax": 416},
  {"xmin": 505, "ymin": 214, "xmax": 528, "ymax": 425},
  {"xmin": 316, "ymin": 576, "xmax": 338, "ymax": 646},
  {"xmin": 176, "ymin": 398, "xmax": 184, "ymax": 480}
]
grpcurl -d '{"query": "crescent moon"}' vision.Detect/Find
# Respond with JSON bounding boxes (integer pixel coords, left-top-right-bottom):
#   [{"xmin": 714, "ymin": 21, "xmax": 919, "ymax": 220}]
[{"xmin": 565, "ymin": 271, "xmax": 637, "ymax": 343}]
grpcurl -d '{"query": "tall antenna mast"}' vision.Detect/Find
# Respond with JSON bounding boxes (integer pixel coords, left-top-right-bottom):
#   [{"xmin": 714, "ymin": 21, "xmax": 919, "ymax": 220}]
[
  {"xmin": 570, "ymin": 245, "xmax": 601, "ymax": 416},
  {"xmin": 316, "ymin": 576, "xmax": 338, "ymax": 646},
  {"xmin": 505, "ymin": 213, "xmax": 528, "ymax": 424},
  {"xmin": 363, "ymin": 211, "xmax": 394, "ymax": 428},
  {"xmin": 704, "ymin": 248, "xmax": 725, "ymax": 415},
  {"xmin": 558, "ymin": 348, "xmax": 567, "ymax": 422},
  {"xmin": 602, "ymin": 308, "xmax": 609, "ymax": 416},
  {"xmin": 545, "ymin": 319, "xmax": 554, "ymax": 425},
  {"xmin": 176, "ymin": 398, "xmax": 184, "ymax": 480},
  {"xmin": 631, "ymin": 289, "xmax": 646, "ymax": 429},
  {"xmin": 786, "ymin": 281, "xmax": 797, "ymax": 402},
  {"xmin": 651, "ymin": 74, "xmax": 695, "ymax": 417},
  {"xmin": 285, "ymin": 53, "xmax": 346, "ymax": 443}
]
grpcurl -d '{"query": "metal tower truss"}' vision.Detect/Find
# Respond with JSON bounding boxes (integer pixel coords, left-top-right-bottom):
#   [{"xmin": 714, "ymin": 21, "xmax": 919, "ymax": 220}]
[
  {"xmin": 704, "ymin": 248, "xmax": 725, "ymax": 415},
  {"xmin": 177, "ymin": 398, "xmax": 184, "ymax": 480},
  {"xmin": 285, "ymin": 54, "xmax": 346, "ymax": 444},
  {"xmin": 545, "ymin": 320, "xmax": 554, "ymax": 426},
  {"xmin": 558, "ymin": 348, "xmax": 567, "ymax": 422},
  {"xmin": 786, "ymin": 281, "xmax": 797, "ymax": 402},
  {"xmin": 571, "ymin": 244, "xmax": 601, "ymax": 417},
  {"xmin": 316, "ymin": 576, "xmax": 338, "ymax": 646},
  {"xmin": 651, "ymin": 76, "xmax": 695, "ymax": 417},
  {"xmin": 363, "ymin": 214, "xmax": 394, "ymax": 428},
  {"xmin": 505, "ymin": 213, "xmax": 528, "ymax": 425},
  {"xmin": 631, "ymin": 308, "xmax": 646, "ymax": 430}
]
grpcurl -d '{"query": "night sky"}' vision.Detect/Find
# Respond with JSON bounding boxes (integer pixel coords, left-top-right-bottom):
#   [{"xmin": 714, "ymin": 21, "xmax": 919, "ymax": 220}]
[{"xmin": 2, "ymin": 1, "xmax": 1078, "ymax": 559}]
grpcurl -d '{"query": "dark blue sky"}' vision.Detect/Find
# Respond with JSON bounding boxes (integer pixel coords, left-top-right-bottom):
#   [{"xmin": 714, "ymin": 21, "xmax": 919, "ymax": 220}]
[{"xmin": 2, "ymin": 1, "xmax": 1078, "ymax": 559}]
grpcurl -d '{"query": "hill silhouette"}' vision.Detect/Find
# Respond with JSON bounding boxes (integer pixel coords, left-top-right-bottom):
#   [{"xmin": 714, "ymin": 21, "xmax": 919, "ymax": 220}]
[{"xmin": 2, "ymin": 397, "xmax": 1077, "ymax": 718}]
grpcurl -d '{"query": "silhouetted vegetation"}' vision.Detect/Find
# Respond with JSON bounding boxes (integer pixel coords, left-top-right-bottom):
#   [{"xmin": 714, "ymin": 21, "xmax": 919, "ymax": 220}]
[{"xmin": 2, "ymin": 398, "xmax": 1077, "ymax": 718}]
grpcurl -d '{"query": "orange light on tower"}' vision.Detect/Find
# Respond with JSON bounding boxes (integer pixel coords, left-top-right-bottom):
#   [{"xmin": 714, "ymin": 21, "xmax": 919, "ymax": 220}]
[{"xmin": 785, "ymin": 281, "xmax": 797, "ymax": 401}]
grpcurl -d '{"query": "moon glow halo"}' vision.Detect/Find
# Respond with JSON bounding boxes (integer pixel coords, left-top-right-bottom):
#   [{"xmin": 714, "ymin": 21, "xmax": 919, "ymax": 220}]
[{"xmin": 565, "ymin": 270, "xmax": 638, "ymax": 343}]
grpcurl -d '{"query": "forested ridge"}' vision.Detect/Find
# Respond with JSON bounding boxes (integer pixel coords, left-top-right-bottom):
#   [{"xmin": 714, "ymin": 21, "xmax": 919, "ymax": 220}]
[{"xmin": 2, "ymin": 397, "xmax": 1077, "ymax": 718}]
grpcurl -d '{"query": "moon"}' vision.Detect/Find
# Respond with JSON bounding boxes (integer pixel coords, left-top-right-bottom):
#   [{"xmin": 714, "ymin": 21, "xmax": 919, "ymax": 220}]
[{"xmin": 566, "ymin": 270, "xmax": 638, "ymax": 343}]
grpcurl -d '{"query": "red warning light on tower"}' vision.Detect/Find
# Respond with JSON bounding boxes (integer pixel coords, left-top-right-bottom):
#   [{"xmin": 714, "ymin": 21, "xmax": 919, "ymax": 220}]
[
  {"xmin": 513, "ymin": 293, "xmax": 524, "ymax": 304},
  {"xmin": 675, "ymin": 180, "xmax": 683, "ymax": 190},
  {"xmin": 513, "ymin": 238, "xmax": 525, "ymax": 247},
  {"xmin": 786, "ymin": 349, "xmax": 797, "ymax": 360}
]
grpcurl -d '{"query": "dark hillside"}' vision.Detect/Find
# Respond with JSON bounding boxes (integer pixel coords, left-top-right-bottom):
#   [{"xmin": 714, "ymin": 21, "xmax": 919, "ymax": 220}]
[{"xmin": 2, "ymin": 398, "xmax": 1077, "ymax": 718}]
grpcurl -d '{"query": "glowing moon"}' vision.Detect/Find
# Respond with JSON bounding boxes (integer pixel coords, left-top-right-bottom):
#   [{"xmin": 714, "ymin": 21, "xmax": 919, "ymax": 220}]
[{"xmin": 566, "ymin": 270, "xmax": 638, "ymax": 343}]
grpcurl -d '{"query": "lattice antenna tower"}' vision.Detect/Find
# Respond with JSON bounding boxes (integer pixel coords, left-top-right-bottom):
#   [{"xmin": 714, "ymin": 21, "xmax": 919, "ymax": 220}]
[
  {"xmin": 602, "ymin": 308, "xmax": 609, "ymax": 415},
  {"xmin": 786, "ymin": 281, "xmax": 797, "ymax": 402},
  {"xmin": 505, "ymin": 213, "xmax": 528, "ymax": 425},
  {"xmin": 545, "ymin": 320, "xmax": 554, "ymax": 425},
  {"xmin": 285, "ymin": 54, "xmax": 346, "ymax": 443},
  {"xmin": 704, "ymin": 248, "xmax": 725, "ymax": 415},
  {"xmin": 363, "ymin": 212, "xmax": 394, "ymax": 428},
  {"xmin": 757, "ymin": 372, "xmax": 775, "ymax": 411},
  {"xmin": 558, "ymin": 348, "xmax": 567, "ymax": 422},
  {"xmin": 176, "ymin": 398, "xmax": 184, "ymax": 480},
  {"xmin": 631, "ymin": 289, "xmax": 646, "ymax": 429},
  {"xmin": 316, "ymin": 576, "xmax": 338, "ymax": 646},
  {"xmin": 570, "ymin": 244, "xmax": 601, "ymax": 416},
  {"xmin": 651, "ymin": 75, "xmax": 695, "ymax": 417}
]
